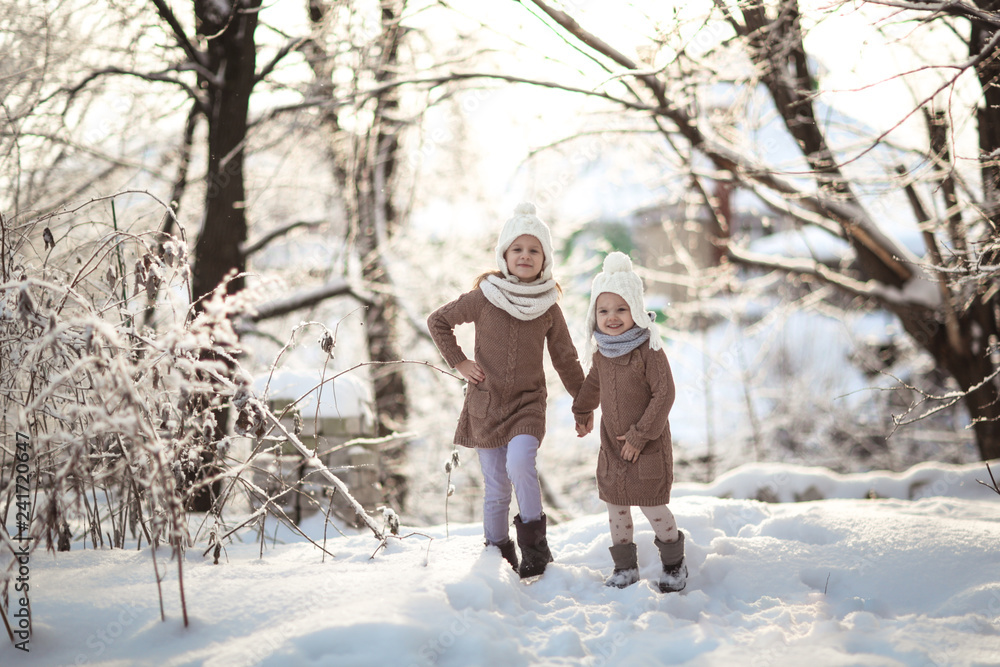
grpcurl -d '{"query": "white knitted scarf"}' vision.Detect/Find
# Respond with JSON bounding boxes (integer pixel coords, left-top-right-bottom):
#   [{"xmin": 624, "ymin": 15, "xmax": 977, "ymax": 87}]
[{"xmin": 479, "ymin": 274, "xmax": 558, "ymax": 321}]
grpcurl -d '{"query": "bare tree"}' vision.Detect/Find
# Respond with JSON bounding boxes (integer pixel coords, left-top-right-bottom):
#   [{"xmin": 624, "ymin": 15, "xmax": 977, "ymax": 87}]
[
  {"xmin": 305, "ymin": 0, "xmax": 410, "ymax": 435},
  {"xmin": 466, "ymin": 0, "xmax": 1000, "ymax": 459},
  {"xmin": 4, "ymin": 0, "xmax": 473, "ymax": 513},
  {"xmin": 301, "ymin": 0, "xmax": 430, "ymax": 507},
  {"xmin": 1, "ymin": 0, "xmax": 105, "ymax": 215}
]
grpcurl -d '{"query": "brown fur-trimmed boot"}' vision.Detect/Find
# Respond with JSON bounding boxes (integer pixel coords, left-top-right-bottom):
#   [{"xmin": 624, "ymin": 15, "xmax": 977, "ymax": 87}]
[
  {"xmin": 514, "ymin": 513, "xmax": 553, "ymax": 579},
  {"xmin": 653, "ymin": 532, "xmax": 688, "ymax": 593},
  {"xmin": 605, "ymin": 543, "xmax": 639, "ymax": 589}
]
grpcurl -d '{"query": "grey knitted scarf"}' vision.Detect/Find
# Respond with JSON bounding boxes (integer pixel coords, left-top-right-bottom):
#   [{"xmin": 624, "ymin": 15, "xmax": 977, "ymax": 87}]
[{"xmin": 594, "ymin": 325, "xmax": 651, "ymax": 358}]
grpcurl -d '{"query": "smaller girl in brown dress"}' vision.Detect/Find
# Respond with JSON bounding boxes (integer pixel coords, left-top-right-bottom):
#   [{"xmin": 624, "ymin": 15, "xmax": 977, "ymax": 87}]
[{"xmin": 573, "ymin": 252, "xmax": 687, "ymax": 592}]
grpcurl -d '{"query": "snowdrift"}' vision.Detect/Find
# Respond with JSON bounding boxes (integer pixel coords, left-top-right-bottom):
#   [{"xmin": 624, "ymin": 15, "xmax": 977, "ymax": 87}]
[{"xmin": 3, "ymin": 461, "xmax": 1000, "ymax": 666}]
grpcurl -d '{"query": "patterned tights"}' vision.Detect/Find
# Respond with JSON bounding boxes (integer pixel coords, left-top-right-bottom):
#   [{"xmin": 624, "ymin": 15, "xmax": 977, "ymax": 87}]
[{"xmin": 607, "ymin": 503, "xmax": 678, "ymax": 545}]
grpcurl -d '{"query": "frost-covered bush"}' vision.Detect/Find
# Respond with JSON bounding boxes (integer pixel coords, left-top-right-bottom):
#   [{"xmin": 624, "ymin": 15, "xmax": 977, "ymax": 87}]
[
  {"xmin": 0, "ymin": 198, "xmax": 312, "ymax": 627},
  {"xmin": 1, "ymin": 197, "xmax": 388, "ymax": 593}
]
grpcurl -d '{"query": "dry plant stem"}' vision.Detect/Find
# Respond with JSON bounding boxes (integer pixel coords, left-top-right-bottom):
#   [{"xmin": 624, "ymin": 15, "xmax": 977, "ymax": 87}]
[
  {"xmin": 0, "ymin": 447, "xmax": 11, "ymax": 528},
  {"xmin": 266, "ymin": 499, "xmax": 338, "ymax": 560},
  {"xmin": 130, "ymin": 478, "xmax": 153, "ymax": 548},
  {"xmin": 257, "ymin": 319, "xmax": 334, "ymax": 401},
  {"xmin": 886, "ymin": 367, "xmax": 1000, "ymax": 433},
  {"xmin": 370, "ymin": 531, "xmax": 434, "ymax": 562},
  {"xmin": 259, "ymin": 514, "xmax": 266, "ymax": 560},
  {"xmin": 190, "ymin": 440, "xmax": 285, "ymax": 546},
  {"xmin": 445, "ymin": 462, "xmax": 453, "ymax": 539},
  {"xmin": 317, "ymin": 432, "xmax": 413, "ymax": 459},
  {"xmin": 102, "ymin": 486, "xmax": 117, "ymax": 547},
  {"xmin": 322, "ymin": 491, "xmax": 343, "ymax": 563},
  {"xmin": 214, "ymin": 479, "xmax": 338, "ymax": 560},
  {"xmin": 176, "ymin": 543, "xmax": 188, "ymax": 627},
  {"xmin": 978, "ymin": 461, "xmax": 1000, "ymax": 496},
  {"xmin": 263, "ymin": 412, "xmax": 384, "ymax": 540},
  {"xmin": 1, "ymin": 601, "xmax": 14, "ymax": 643},
  {"xmin": 81, "ymin": 490, "xmax": 97, "ymax": 549},
  {"xmin": 150, "ymin": 537, "xmax": 166, "ymax": 622}
]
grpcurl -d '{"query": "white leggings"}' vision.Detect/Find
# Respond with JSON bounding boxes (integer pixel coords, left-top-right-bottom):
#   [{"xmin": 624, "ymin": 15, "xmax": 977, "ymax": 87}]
[
  {"xmin": 477, "ymin": 434, "xmax": 542, "ymax": 545},
  {"xmin": 607, "ymin": 503, "xmax": 678, "ymax": 545}
]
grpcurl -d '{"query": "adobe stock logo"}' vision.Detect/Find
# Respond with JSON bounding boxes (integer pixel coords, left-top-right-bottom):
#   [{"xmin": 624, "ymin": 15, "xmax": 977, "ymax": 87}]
[{"xmin": 11, "ymin": 431, "xmax": 32, "ymax": 653}]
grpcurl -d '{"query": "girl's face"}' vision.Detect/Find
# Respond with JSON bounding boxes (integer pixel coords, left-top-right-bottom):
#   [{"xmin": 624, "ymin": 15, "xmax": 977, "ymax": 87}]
[
  {"xmin": 504, "ymin": 234, "xmax": 545, "ymax": 281},
  {"xmin": 595, "ymin": 292, "xmax": 634, "ymax": 336}
]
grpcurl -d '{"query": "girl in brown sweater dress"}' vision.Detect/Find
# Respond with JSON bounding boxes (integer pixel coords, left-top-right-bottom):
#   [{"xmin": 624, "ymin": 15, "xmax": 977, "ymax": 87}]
[
  {"xmin": 427, "ymin": 203, "xmax": 585, "ymax": 579},
  {"xmin": 572, "ymin": 252, "xmax": 688, "ymax": 593}
]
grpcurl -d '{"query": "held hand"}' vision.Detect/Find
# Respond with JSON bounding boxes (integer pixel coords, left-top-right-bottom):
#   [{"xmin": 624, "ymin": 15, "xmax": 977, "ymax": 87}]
[
  {"xmin": 456, "ymin": 359, "xmax": 485, "ymax": 384},
  {"xmin": 617, "ymin": 435, "xmax": 640, "ymax": 462},
  {"xmin": 575, "ymin": 413, "xmax": 594, "ymax": 437}
]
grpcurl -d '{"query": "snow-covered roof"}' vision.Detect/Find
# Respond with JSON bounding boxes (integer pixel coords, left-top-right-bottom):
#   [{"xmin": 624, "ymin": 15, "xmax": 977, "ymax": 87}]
[{"xmin": 253, "ymin": 368, "xmax": 373, "ymax": 420}]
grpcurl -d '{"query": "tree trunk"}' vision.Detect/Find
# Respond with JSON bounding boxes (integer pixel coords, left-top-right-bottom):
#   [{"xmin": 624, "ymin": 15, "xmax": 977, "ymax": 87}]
[
  {"xmin": 307, "ymin": 0, "xmax": 411, "ymax": 508},
  {"xmin": 965, "ymin": 11, "xmax": 1000, "ymax": 459},
  {"xmin": 361, "ymin": 1, "xmax": 408, "ymax": 436},
  {"xmin": 187, "ymin": 0, "xmax": 262, "ymax": 510},
  {"xmin": 354, "ymin": 0, "xmax": 409, "ymax": 509},
  {"xmin": 190, "ymin": 0, "xmax": 261, "ymax": 303},
  {"xmin": 894, "ymin": 305, "xmax": 1000, "ymax": 460}
]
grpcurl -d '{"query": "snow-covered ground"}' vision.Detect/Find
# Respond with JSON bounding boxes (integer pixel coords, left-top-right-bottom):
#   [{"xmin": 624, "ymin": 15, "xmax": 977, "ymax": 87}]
[{"xmin": 4, "ymin": 461, "xmax": 1000, "ymax": 666}]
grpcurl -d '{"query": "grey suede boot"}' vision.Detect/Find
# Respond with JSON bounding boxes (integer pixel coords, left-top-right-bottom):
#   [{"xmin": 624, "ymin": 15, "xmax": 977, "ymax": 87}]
[
  {"xmin": 605, "ymin": 543, "xmax": 639, "ymax": 589},
  {"xmin": 514, "ymin": 513, "xmax": 553, "ymax": 579},
  {"xmin": 653, "ymin": 532, "xmax": 688, "ymax": 593}
]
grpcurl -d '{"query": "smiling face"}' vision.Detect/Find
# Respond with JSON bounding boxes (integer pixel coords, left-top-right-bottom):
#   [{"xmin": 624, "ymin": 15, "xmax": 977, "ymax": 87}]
[
  {"xmin": 595, "ymin": 292, "xmax": 635, "ymax": 336},
  {"xmin": 504, "ymin": 234, "xmax": 545, "ymax": 282}
]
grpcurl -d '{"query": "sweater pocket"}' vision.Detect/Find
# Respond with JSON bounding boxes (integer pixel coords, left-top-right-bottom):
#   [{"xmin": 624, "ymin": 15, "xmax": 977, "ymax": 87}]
[
  {"xmin": 467, "ymin": 387, "xmax": 491, "ymax": 419},
  {"xmin": 637, "ymin": 448, "xmax": 665, "ymax": 480}
]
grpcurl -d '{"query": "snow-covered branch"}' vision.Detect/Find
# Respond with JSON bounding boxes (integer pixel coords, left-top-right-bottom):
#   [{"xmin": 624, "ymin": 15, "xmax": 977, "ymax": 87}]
[
  {"xmin": 241, "ymin": 219, "xmax": 325, "ymax": 258},
  {"xmin": 861, "ymin": 0, "xmax": 1000, "ymax": 27},
  {"xmin": 247, "ymin": 280, "xmax": 372, "ymax": 323},
  {"xmin": 725, "ymin": 239, "xmax": 945, "ymax": 312}
]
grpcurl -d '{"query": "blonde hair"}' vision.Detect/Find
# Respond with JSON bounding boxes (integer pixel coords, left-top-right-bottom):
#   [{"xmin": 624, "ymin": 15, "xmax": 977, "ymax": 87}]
[{"xmin": 473, "ymin": 270, "xmax": 504, "ymax": 289}]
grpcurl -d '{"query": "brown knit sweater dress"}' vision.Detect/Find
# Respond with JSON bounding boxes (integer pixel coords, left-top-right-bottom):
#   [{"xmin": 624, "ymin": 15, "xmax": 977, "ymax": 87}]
[
  {"xmin": 572, "ymin": 345, "xmax": 676, "ymax": 506},
  {"xmin": 427, "ymin": 288, "xmax": 585, "ymax": 449}
]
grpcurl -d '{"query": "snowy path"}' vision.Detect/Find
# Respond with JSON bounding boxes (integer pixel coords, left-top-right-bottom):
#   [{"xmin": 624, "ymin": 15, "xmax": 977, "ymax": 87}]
[{"xmin": 5, "ymin": 466, "xmax": 1000, "ymax": 666}]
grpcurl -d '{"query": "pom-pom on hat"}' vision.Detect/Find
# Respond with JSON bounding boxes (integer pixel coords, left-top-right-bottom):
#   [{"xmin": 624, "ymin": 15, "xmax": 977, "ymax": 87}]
[
  {"xmin": 586, "ymin": 251, "xmax": 662, "ymax": 351},
  {"xmin": 495, "ymin": 202, "xmax": 555, "ymax": 283}
]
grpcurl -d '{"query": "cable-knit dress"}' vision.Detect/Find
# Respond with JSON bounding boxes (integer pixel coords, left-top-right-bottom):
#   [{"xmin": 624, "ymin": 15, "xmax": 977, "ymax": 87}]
[{"xmin": 572, "ymin": 345, "xmax": 676, "ymax": 505}]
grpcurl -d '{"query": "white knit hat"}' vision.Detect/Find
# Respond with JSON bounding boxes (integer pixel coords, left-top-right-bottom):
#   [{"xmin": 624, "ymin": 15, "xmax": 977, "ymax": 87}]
[
  {"xmin": 494, "ymin": 202, "xmax": 554, "ymax": 283},
  {"xmin": 586, "ymin": 251, "xmax": 662, "ymax": 351}
]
